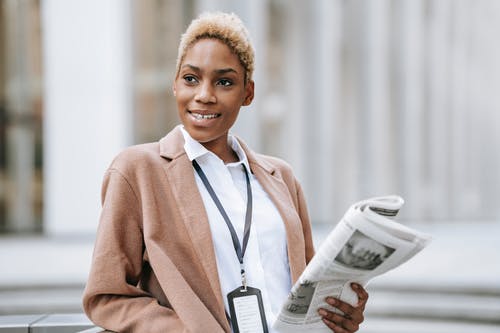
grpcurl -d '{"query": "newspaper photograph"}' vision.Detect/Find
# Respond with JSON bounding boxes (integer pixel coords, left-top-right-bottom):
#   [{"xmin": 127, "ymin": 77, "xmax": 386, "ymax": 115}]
[{"xmin": 273, "ymin": 195, "xmax": 432, "ymax": 332}]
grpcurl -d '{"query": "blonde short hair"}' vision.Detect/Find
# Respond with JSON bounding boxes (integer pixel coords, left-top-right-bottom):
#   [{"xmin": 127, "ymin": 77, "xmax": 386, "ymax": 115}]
[{"xmin": 175, "ymin": 12, "xmax": 255, "ymax": 83}]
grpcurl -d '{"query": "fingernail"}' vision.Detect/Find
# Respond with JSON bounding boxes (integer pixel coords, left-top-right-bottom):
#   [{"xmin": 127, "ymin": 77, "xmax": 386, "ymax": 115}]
[
  {"xmin": 318, "ymin": 309, "xmax": 327, "ymax": 316},
  {"xmin": 326, "ymin": 297, "xmax": 337, "ymax": 305},
  {"xmin": 351, "ymin": 283, "xmax": 359, "ymax": 289}
]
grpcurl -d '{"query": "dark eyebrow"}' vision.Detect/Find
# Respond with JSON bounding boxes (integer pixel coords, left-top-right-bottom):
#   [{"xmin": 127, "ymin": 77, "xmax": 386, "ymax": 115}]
[
  {"xmin": 181, "ymin": 64, "xmax": 238, "ymax": 75},
  {"xmin": 181, "ymin": 64, "xmax": 200, "ymax": 72},
  {"xmin": 214, "ymin": 68, "xmax": 238, "ymax": 75}
]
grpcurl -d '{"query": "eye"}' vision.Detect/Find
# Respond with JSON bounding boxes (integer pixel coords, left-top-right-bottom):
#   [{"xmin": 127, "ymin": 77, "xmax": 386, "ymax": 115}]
[
  {"xmin": 217, "ymin": 78, "xmax": 233, "ymax": 87},
  {"xmin": 183, "ymin": 75, "xmax": 198, "ymax": 84}
]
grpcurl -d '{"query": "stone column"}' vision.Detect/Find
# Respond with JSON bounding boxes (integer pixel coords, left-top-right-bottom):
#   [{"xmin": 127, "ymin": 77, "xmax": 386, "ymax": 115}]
[
  {"xmin": 426, "ymin": 0, "xmax": 452, "ymax": 220},
  {"xmin": 448, "ymin": 0, "xmax": 470, "ymax": 219},
  {"xmin": 281, "ymin": 1, "xmax": 308, "ymax": 182},
  {"xmin": 474, "ymin": 1, "xmax": 500, "ymax": 219},
  {"xmin": 41, "ymin": 0, "xmax": 133, "ymax": 235},
  {"xmin": 232, "ymin": 0, "xmax": 267, "ymax": 152},
  {"xmin": 394, "ymin": 0, "xmax": 424, "ymax": 220},
  {"xmin": 358, "ymin": 0, "xmax": 393, "ymax": 196},
  {"xmin": 307, "ymin": 0, "xmax": 343, "ymax": 223}
]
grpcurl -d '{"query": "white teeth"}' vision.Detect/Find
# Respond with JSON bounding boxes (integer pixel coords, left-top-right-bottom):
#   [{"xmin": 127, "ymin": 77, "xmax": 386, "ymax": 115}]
[{"xmin": 192, "ymin": 113, "xmax": 219, "ymax": 120}]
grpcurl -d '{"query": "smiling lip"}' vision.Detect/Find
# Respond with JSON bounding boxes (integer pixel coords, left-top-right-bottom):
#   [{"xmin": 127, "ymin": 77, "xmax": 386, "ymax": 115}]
[{"xmin": 188, "ymin": 110, "xmax": 221, "ymax": 120}]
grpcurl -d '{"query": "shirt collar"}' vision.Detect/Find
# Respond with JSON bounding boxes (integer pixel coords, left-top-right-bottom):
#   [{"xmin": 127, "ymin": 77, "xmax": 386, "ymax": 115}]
[{"xmin": 180, "ymin": 126, "xmax": 251, "ymax": 171}]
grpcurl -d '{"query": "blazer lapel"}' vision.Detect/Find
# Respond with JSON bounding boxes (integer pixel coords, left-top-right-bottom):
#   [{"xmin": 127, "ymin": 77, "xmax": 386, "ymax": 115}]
[
  {"xmin": 159, "ymin": 127, "xmax": 227, "ymax": 329},
  {"xmin": 241, "ymin": 143, "xmax": 307, "ymax": 284}
]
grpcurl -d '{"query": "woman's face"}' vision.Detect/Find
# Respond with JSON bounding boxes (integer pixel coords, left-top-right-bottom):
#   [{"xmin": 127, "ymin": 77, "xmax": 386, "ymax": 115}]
[{"xmin": 173, "ymin": 38, "xmax": 254, "ymax": 151}]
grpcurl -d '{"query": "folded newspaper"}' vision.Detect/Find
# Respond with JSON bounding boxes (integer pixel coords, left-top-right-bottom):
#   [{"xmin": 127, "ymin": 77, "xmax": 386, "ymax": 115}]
[{"xmin": 273, "ymin": 195, "xmax": 431, "ymax": 332}]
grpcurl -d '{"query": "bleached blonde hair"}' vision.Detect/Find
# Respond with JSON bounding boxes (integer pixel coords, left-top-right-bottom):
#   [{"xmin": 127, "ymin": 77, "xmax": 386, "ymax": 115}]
[{"xmin": 175, "ymin": 12, "xmax": 255, "ymax": 83}]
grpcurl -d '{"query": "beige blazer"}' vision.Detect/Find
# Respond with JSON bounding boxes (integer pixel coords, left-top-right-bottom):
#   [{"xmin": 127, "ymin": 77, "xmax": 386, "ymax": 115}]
[{"xmin": 83, "ymin": 126, "xmax": 315, "ymax": 333}]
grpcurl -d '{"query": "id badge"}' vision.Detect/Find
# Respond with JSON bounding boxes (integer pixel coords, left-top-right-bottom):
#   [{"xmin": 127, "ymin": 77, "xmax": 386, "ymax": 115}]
[{"xmin": 227, "ymin": 286, "xmax": 268, "ymax": 333}]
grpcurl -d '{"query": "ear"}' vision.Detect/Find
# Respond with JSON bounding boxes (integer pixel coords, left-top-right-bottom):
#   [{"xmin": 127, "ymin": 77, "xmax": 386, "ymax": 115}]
[
  {"xmin": 242, "ymin": 80, "xmax": 254, "ymax": 106},
  {"xmin": 172, "ymin": 82, "xmax": 177, "ymax": 96}
]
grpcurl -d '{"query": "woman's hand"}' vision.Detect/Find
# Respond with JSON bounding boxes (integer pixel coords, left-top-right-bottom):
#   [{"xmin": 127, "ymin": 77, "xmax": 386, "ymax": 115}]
[{"xmin": 317, "ymin": 283, "xmax": 369, "ymax": 333}]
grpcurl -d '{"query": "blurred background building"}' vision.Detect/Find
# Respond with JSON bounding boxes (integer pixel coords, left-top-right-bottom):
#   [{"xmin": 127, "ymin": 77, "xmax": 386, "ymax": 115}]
[{"xmin": 0, "ymin": 0, "xmax": 499, "ymax": 332}]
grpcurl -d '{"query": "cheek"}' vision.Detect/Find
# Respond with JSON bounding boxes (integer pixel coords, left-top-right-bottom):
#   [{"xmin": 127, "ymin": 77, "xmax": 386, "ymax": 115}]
[
  {"xmin": 221, "ymin": 91, "xmax": 247, "ymax": 108},
  {"xmin": 175, "ymin": 89, "xmax": 191, "ymax": 106}
]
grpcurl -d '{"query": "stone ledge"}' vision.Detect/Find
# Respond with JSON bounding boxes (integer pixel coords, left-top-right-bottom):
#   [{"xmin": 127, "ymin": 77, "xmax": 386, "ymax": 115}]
[
  {"xmin": 361, "ymin": 317, "xmax": 500, "ymax": 333},
  {"xmin": 0, "ymin": 285, "xmax": 85, "ymax": 316},
  {"xmin": 366, "ymin": 288, "xmax": 500, "ymax": 325},
  {"xmin": 0, "ymin": 313, "xmax": 95, "ymax": 333}
]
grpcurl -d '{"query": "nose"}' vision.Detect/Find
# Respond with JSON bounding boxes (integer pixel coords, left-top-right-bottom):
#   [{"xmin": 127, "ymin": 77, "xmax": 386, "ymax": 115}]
[{"xmin": 195, "ymin": 82, "xmax": 216, "ymax": 103}]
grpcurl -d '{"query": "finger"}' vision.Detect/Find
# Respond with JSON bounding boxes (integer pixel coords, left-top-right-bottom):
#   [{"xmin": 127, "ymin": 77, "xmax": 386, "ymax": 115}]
[
  {"xmin": 321, "ymin": 317, "xmax": 355, "ymax": 333},
  {"xmin": 318, "ymin": 309, "xmax": 359, "ymax": 333},
  {"xmin": 351, "ymin": 283, "xmax": 369, "ymax": 309},
  {"xmin": 325, "ymin": 297, "xmax": 364, "ymax": 324}
]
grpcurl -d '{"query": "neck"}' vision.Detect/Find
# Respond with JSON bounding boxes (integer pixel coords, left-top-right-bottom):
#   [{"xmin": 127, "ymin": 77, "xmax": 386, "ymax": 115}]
[{"xmin": 201, "ymin": 137, "xmax": 239, "ymax": 164}]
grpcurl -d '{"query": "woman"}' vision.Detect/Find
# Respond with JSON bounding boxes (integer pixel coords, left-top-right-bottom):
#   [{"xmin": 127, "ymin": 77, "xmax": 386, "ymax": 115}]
[{"xmin": 83, "ymin": 12, "xmax": 368, "ymax": 333}]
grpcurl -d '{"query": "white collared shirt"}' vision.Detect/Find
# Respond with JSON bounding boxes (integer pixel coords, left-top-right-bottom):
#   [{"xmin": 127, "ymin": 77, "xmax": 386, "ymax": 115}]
[{"xmin": 181, "ymin": 127, "xmax": 291, "ymax": 332}]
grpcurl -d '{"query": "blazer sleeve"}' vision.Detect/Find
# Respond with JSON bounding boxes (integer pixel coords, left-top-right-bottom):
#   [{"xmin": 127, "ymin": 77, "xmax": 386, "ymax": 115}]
[
  {"xmin": 294, "ymin": 177, "xmax": 315, "ymax": 264},
  {"xmin": 82, "ymin": 169, "xmax": 187, "ymax": 333}
]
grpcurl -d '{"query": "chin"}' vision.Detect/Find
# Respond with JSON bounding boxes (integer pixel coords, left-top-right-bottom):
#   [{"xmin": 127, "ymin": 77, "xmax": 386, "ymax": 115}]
[{"xmin": 185, "ymin": 128, "xmax": 213, "ymax": 143}]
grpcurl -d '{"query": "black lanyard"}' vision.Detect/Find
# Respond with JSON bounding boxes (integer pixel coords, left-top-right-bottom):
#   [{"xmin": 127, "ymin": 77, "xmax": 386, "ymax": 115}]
[{"xmin": 192, "ymin": 159, "xmax": 253, "ymax": 289}]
